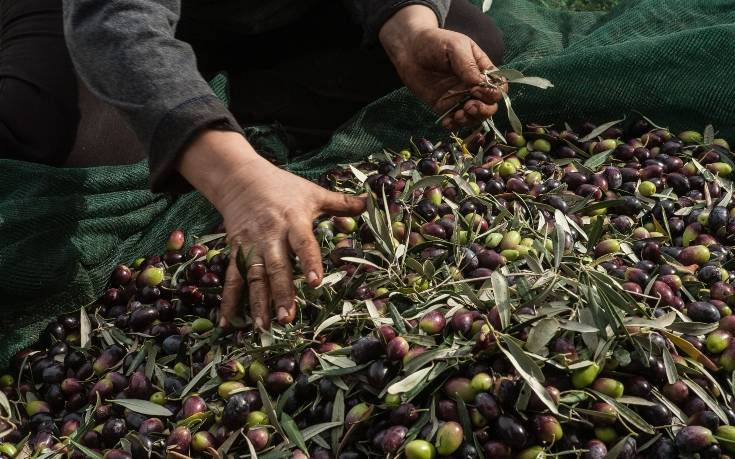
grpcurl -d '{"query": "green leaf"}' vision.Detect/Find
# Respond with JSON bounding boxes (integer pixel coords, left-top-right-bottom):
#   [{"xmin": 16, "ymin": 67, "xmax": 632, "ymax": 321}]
[
  {"xmin": 499, "ymin": 88, "xmax": 522, "ymax": 134},
  {"xmin": 683, "ymin": 379, "xmax": 728, "ymax": 423},
  {"xmin": 258, "ymin": 381, "xmax": 286, "ymax": 439},
  {"xmin": 349, "ymin": 164, "xmax": 368, "ymax": 183},
  {"xmin": 604, "ymin": 435, "xmax": 632, "ymax": 459},
  {"xmin": 68, "ymin": 439, "xmax": 104, "ymax": 459},
  {"xmin": 590, "ymin": 390, "xmax": 654, "ymax": 434},
  {"xmin": 180, "ymin": 360, "xmax": 215, "ymax": 397},
  {"xmin": 108, "ymin": 399, "xmax": 172, "ymax": 417},
  {"xmin": 388, "ymin": 366, "xmax": 434, "ymax": 395},
  {"xmin": 80, "ymin": 307, "xmax": 92, "ymax": 349},
  {"xmin": 509, "ymin": 76, "xmax": 554, "ymax": 89},
  {"xmin": 0, "ymin": 390, "xmax": 10, "ymax": 418},
  {"xmin": 584, "ymin": 150, "xmax": 612, "ymax": 169},
  {"xmin": 579, "ymin": 118, "xmax": 625, "ymax": 142},
  {"xmin": 302, "ymin": 421, "xmax": 343, "ymax": 441},
  {"xmin": 281, "ymin": 413, "xmax": 308, "ymax": 453},
  {"xmin": 491, "ymin": 271, "xmax": 510, "ymax": 329},
  {"xmin": 661, "ymin": 347, "xmax": 679, "ymax": 385},
  {"xmin": 390, "ymin": 303, "xmax": 408, "ymax": 335},
  {"xmin": 667, "ymin": 321, "xmax": 719, "ymax": 335},
  {"xmin": 498, "ymin": 338, "xmax": 558, "ymax": 415},
  {"xmin": 455, "ymin": 398, "xmax": 474, "ymax": 445},
  {"xmin": 331, "ymin": 390, "xmax": 345, "ymax": 451},
  {"xmin": 314, "ymin": 315, "xmax": 342, "ymax": 338},
  {"xmin": 525, "ymin": 318, "xmax": 559, "ymax": 353},
  {"xmin": 704, "ymin": 124, "xmax": 715, "ymax": 144}
]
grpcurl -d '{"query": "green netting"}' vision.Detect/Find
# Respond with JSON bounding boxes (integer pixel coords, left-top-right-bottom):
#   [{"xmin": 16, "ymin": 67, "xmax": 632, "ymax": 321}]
[{"xmin": 1, "ymin": 0, "xmax": 734, "ymax": 368}]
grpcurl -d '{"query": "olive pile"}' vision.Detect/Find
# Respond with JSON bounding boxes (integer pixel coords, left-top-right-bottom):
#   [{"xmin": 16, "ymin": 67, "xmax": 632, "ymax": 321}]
[{"xmin": 4, "ymin": 119, "xmax": 735, "ymax": 459}]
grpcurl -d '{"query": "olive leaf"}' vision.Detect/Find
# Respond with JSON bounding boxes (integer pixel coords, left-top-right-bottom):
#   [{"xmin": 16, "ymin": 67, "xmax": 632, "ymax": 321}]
[
  {"xmin": 683, "ymin": 379, "xmax": 728, "ymax": 423},
  {"xmin": 584, "ymin": 151, "xmax": 612, "ymax": 169},
  {"xmin": 68, "ymin": 439, "xmax": 104, "ymax": 459},
  {"xmin": 525, "ymin": 318, "xmax": 559, "ymax": 353},
  {"xmin": 667, "ymin": 321, "xmax": 719, "ymax": 335},
  {"xmin": 80, "ymin": 307, "xmax": 92, "ymax": 349},
  {"xmin": 281, "ymin": 413, "xmax": 308, "ymax": 453},
  {"xmin": 0, "ymin": 390, "xmax": 10, "ymax": 418},
  {"xmin": 331, "ymin": 390, "xmax": 345, "ymax": 451},
  {"xmin": 180, "ymin": 360, "xmax": 215, "ymax": 397},
  {"xmin": 497, "ymin": 338, "xmax": 558, "ymax": 415},
  {"xmin": 349, "ymin": 164, "xmax": 369, "ymax": 183},
  {"xmin": 590, "ymin": 391, "xmax": 654, "ymax": 434},
  {"xmin": 108, "ymin": 399, "xmax": 173, "ymax": 417},
  {"xmin": 509, "ymin": 76, "xmax": 554, "ymax": 89},
  {"xmin": 661, "ymin": 347, "xmax": 679, "ymax": 385},
  {"xmin": 704, "ymin": 124, "xmax": 715, "ymax": 145},
  {"xmin": 491, "ymin": 271, "xmax": 511, "ymax": 329},
  {"xmin": 604, "ymin": 435, "xmax": 632, "ymax": 459},
  {"xmin": 662, "ymin": 331, "xmax": 718, "ymax": 371},
  {"xmin": 387, "ymin": 366, "xmax": 434, "ymax": 395},
  {"xmin": 579, "ymin": 118, "xmax": 625, "ymax": 142},
  {"xmin": 499, "ymin": 88, "xmax": 523, "ymax": 134},
  {"xmin": 314, "ymin": 315, "xmax": 342, "ymax": 338}
]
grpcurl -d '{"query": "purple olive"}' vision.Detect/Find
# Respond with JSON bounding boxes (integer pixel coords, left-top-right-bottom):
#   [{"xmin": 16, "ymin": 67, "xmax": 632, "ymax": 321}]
[
  {"xmin": 167, "ymin": 426, "xmax": 192, "ymax": 454},
  {"xmin": 265, "ymin": 371, "xmax": 294, "ymax": 394},
  {"xmin": 386, "ymin": 337, "xmax": 410, "ymax": 361},
  {"xmin": 247, "ymin": 427, "xmax": 270, "ymax": 451},
  {"xmin": 101, "ymin": 417, "xmax": 127, "ymax": 447},
  {"xmin": 222, "ymin": 392, "xmax": 251, "ymax": 430}
]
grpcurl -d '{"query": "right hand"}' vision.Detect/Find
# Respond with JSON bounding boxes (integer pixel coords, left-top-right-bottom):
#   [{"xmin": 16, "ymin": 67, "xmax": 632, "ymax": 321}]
[{"xmin": 178, "ymin": 130, "xmax": 366, "ymax": 329}]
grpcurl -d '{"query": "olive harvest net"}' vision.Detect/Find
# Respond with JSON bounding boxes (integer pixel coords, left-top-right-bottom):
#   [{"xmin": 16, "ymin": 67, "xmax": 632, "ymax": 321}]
[{"xmin": 1, "ymin": 0, "xmax": 734, "ymax": 368}]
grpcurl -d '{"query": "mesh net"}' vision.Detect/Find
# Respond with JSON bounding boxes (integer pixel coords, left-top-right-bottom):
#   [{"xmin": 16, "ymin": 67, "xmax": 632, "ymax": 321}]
[{"xmin": 1, "ymin": 0, "xmax": 735, "ymax": 367}]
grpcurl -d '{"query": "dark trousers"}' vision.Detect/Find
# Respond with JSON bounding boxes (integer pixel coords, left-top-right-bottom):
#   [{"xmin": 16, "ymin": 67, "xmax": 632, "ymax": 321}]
[{"xmin": 0, "ymin": 0, "xmax": 504, "ymax": 167}]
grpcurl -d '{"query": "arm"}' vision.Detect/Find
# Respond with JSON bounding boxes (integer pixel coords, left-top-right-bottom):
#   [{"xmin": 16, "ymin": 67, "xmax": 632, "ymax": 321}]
[
  {"xmin": 63, "ymin": 0, "xmax": 366, "ymax": 328},
  {"xmin": 343, "ymin": 0, "xmax": 451, "ymax": 44},
  {"xmin": 378, "ymin": 4, "xmax": 504, "ymax": 129},
  {"xmin": 62, "ymin": 0, "xmax": 241, "ymax": 192}
]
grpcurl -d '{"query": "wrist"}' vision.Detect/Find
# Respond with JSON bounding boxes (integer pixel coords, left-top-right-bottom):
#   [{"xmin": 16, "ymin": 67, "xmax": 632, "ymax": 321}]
[
  {"xmin": 379, "ymin": 4, "xmax": 439, "ymax": 62},
  {"xmin": 177, "ymin": 129, "xmax": 266, "ymax": 208}
]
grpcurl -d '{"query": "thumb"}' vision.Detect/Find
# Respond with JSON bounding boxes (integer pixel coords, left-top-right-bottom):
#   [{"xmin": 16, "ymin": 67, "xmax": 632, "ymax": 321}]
[
  {"xmin": 320, "ymin": 191, "xmax": 366, "ymax": 217},
  {"xmin": 449, "ymin": 39, "xmax": 485, "ymax": 87}
]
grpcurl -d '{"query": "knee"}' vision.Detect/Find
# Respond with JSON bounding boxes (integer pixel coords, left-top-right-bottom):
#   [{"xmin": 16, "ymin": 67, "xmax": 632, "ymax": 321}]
[{"xmin": 445, "ymin": 0, "xmax": 506, "ymax": 66}]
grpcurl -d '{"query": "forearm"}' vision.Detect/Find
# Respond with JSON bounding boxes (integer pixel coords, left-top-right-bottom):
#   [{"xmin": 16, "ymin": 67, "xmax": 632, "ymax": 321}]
[
  {"xmin": 379, "ymin": 5, "xmax": 439, "ymax": 61},
  {"xmin": 342, "ymin": 0, "xmax": 449, "ymax": 44},
  {"xmin": 177, "ymin": 130, "xmax": 273, "ymax": 210},
  {"xmin": 62, "ymin": 0, "xmax": 241, "ymax": 192}
]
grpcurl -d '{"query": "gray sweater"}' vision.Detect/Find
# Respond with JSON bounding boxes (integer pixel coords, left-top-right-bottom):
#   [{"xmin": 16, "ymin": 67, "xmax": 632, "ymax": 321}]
[{"xmin": 61, "ymin": 0, "xmax": 450, "ymax": 192}]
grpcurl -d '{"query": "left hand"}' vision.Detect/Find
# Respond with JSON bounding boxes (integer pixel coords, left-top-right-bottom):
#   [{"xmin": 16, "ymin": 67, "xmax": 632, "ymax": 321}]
[{"xmin": 379, "ymin": 5, "xmax": 503, "ymax": 130}]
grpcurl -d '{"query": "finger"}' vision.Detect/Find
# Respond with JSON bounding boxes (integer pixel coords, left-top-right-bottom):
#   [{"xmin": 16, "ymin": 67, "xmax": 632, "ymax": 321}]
[
  {"xmin": 246, "ymin": 255, "xmax": 271, "ymax": 329},
  {"xmin": 463, "ymin": 100, "xmax": 498, "ymax": 121},
  {"xmin": 452, "ymin": 109, "xmax": 470, "ymax": 126},
  {"xmin": 320, "ymin": 191, "xmax": 366, "ymax": 217},
  {"xmin": 288, "ymin": 221, "xmax": 324, "ymax": 288},
  {"xmin": 471, "ymin": 41, "xmax": 494, "ymax": 73},
  {"xmin": 448, "ymin": 39, "xmax": 485, "ymax": 87},
  {"xmin": 219, "ymin": 255, "xmax": 245, "ymax": 328},
  {"xmin": 471, "ymin": 86, "xmax": 502, "ymax": 105},
  {"xmin": 263, "ymin": 240, "xmax": 296, "ymax": 325}
]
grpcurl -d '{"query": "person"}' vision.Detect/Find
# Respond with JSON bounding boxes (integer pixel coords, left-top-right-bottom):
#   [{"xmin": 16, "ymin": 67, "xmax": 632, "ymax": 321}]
[{"xmin": 0, "ymin": 0, "xmax": 504, "ymax": 328}]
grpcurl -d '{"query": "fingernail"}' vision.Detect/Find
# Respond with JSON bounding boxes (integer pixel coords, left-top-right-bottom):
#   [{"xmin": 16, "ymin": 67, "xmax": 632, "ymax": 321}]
[
  {"xmin": 254, "ymin": 317, "xmax": 264, "ymax": 329},
  {"xmin": 277, "ymin": 307, "xmax": 289, "ymax": 323},
  {"xmin": 306, "ymin": 271, "xmax": 319, "ymax": 286}
]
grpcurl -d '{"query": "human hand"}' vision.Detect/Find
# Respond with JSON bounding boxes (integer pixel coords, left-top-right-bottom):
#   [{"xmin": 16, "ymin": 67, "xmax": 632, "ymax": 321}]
[
  {"xmin": 178, "ymin": 130, "xmax": 366, "ymax": 329},
  {"xmin": 379, "ymin": 5, "xmax": 503, "ymax": 130}
]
